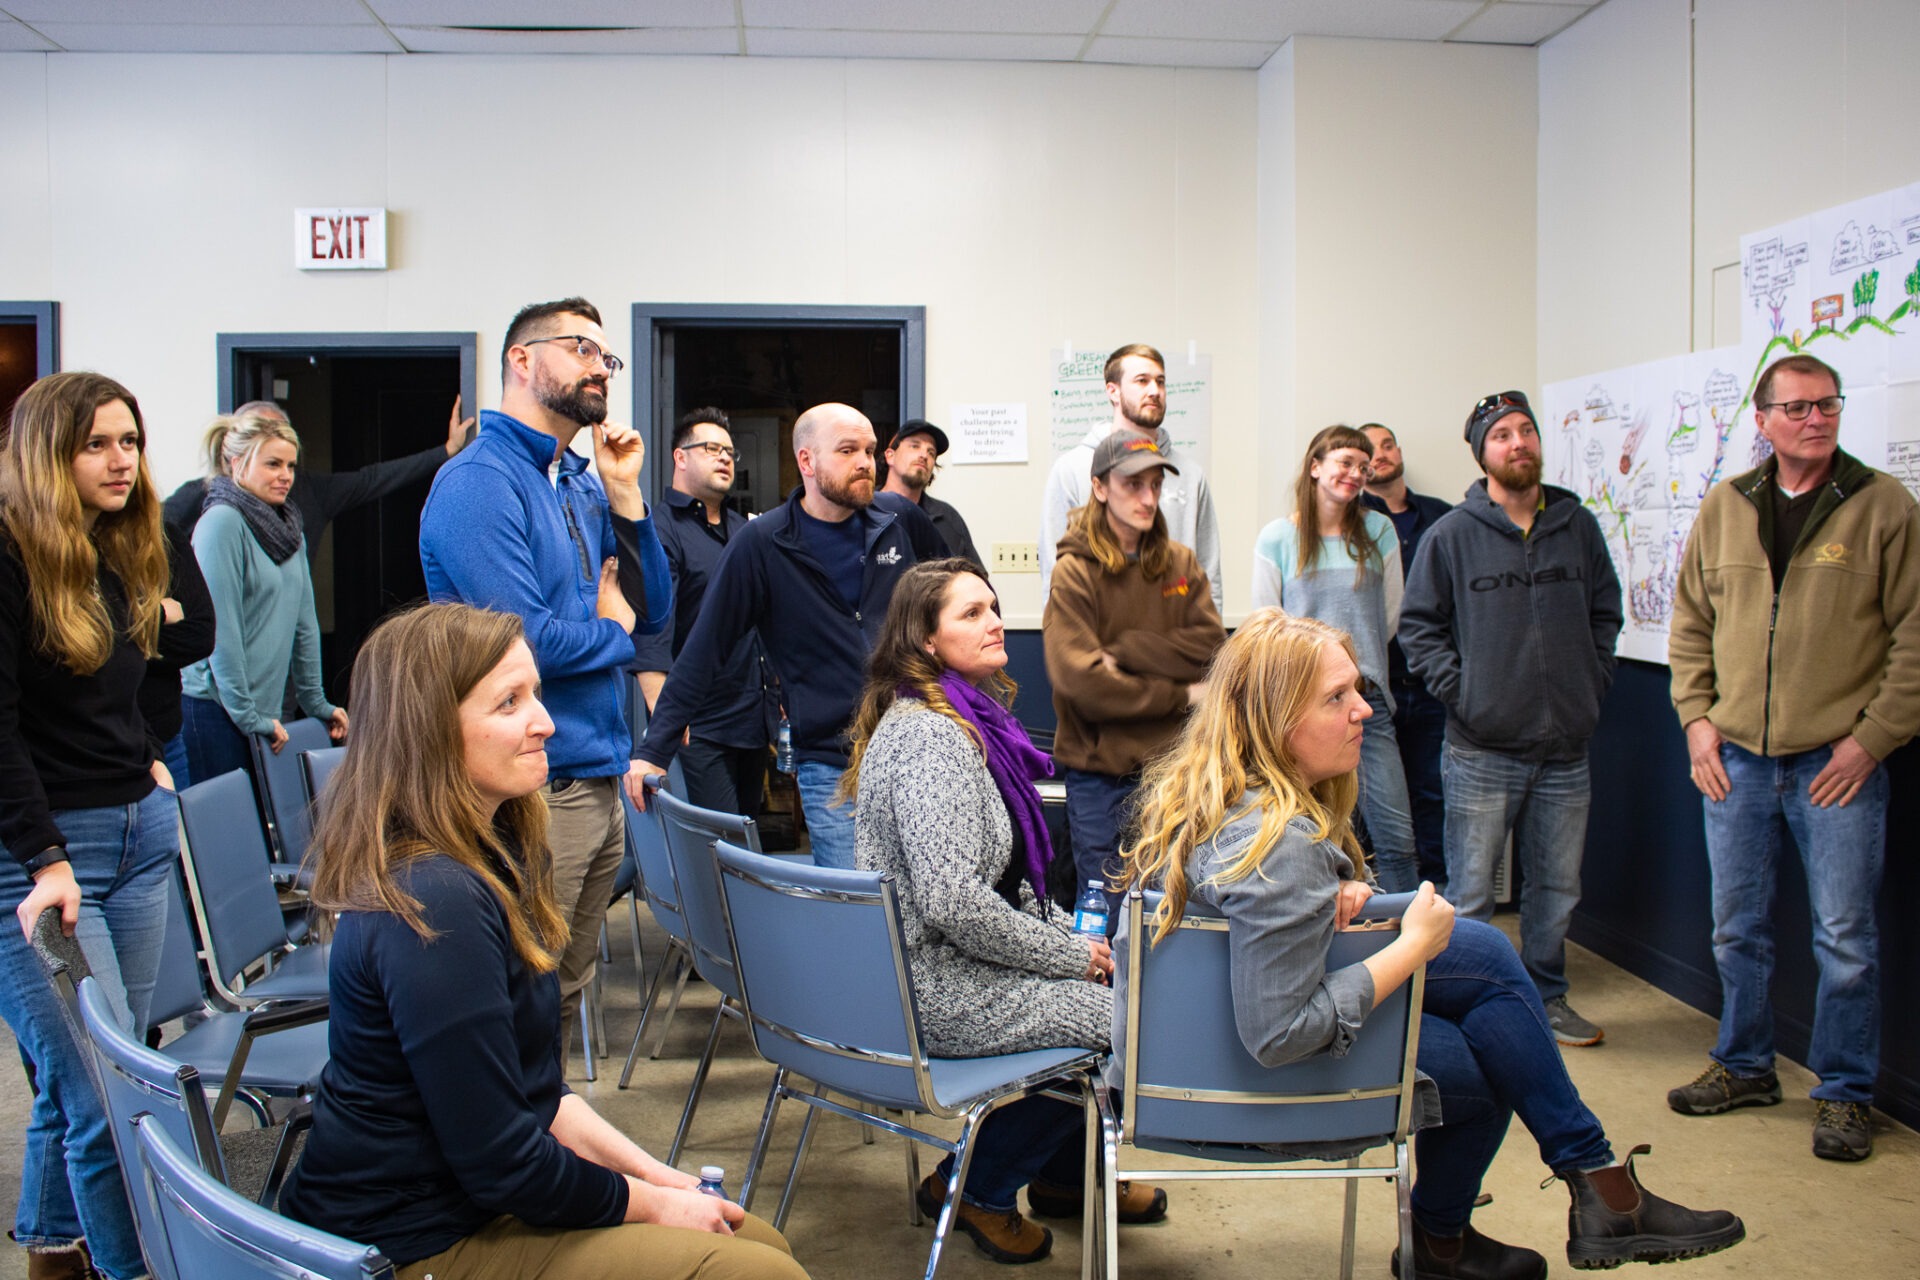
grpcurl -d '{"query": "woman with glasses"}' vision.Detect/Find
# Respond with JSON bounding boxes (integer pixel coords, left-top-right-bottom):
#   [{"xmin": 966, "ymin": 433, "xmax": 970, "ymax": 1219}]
[
  {"xmin": 1118, "ymin": 611, "xmax": 1745, "ymax": 1280},
  {"xmin": 1252, "ymin": 424, "xmax": 1418, "ymax": 891},
  {"xmin": 180, "ymin": 410, "xmax": 346, "ymax": 787},
  {"xmin": 282, "ymin": 602, "xmax": 807, "ymax": 1280},
  {"xmin": 0, "ymin": 371, "xmax": 180, "ymax": 1280}
]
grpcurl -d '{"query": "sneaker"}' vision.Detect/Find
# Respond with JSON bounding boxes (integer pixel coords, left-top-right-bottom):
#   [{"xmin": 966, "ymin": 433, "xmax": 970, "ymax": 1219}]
[
  {"xmin": 1665, "ymin": 1060, "xmax": 1781, "ymax": 1116},
  {"xmin": 1390, "ymin": 1223, "xmax": 1547, "ymax": 1279},
  {"xmin": 1027, "ymin": 1177, "xmax": 1168, "ymax": 1223},
  {"xmin": 1812, "ymin": 1100, "xmax": 1872, "ymax": 1162},
  {"xmin": 1544, "ymin": 997, "xmax": 1604, "ymax": 1047},
  {"xmin": 917, "ymin": 1173, "xmax": 1052, "ymax": 1264},
  {"xmin": 1559, "ymin": 1144, "xmax": 1744, "ymax": 1269}
]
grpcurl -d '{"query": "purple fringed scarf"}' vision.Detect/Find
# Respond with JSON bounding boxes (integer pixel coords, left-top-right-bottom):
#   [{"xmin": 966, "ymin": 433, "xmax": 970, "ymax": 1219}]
[{"xmin": 918, "ymin": 670, "xmax": 1057, "ymax": 906}]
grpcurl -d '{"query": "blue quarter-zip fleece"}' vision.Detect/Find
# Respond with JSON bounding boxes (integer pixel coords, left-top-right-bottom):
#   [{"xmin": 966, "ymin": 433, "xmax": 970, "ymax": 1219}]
[
  {"xmin": 637, "ymin": 487, "xmax": 945, "ymax": 770},
  {"xmin": 420, "ymin": 410, "xmax": 671, "ymax": 778}
]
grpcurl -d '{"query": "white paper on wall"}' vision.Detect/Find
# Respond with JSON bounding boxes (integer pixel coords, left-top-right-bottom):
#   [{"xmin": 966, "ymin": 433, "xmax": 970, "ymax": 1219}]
[
  {"xmin": 1047, "ymin": 348, "xmax": 1213, "ymax": 476},
  {"xmin": 946, "ymin": 403, "xmax": 1029, "ymax": 464}
]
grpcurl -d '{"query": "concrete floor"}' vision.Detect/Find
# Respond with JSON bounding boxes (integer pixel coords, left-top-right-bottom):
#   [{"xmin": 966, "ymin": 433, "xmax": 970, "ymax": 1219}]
[{"xmin": 3, "ymin": 912, "xmax": 1914, "ymax": 1280}]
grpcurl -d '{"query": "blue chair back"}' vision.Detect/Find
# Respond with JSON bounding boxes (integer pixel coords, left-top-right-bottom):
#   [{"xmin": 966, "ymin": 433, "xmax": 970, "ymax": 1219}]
[
  {"xmin": 624, "ymin": 793, "xmax": 690, "ymax": 949},
  {"xmin": 652, "ymin": 787, "xmax": 761, "ymax": 1003},
  {"xmin": 148, "ymin": 872, "xmax": 212, "ymax": 1030},
  {"xmin": 1121, "ymin": 890, "xmax": 1422, "ymax": 1150},
  {"xmin": 178, "ymin": 770, "xmax": 296, "ymax": 988},
  {"xmin": 300, "ymin": 746, "xmax": 344, "ymax": 812},
  {"xmin": 251, "ymin": 718, "xmax": 334, "ymax": 865},
  {"xmin": 131, "ymin": 1115, "xmax": 394, "ymax": 1280},
  {"xmin": 714, "ymin": 841, "xmax": 931, "ymax": 1111}
]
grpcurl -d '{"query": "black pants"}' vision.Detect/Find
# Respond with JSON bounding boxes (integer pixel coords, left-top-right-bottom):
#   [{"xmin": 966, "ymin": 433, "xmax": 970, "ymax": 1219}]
[{"xmin": 677, "ymin": 738, "xmax": 768, "ymax": 820}]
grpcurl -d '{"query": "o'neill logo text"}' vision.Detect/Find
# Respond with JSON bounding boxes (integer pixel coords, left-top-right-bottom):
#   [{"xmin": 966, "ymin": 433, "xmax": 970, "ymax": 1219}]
[{"xmin": 1468, "ymin": 566, "xmax": 1585, "ymax": 592}]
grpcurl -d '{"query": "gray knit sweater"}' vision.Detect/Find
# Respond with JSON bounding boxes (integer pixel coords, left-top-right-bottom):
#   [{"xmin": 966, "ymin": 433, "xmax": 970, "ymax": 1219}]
[{"xmin": 855, "ymin": 700, "xmax": 1113, "ymax": 1056}]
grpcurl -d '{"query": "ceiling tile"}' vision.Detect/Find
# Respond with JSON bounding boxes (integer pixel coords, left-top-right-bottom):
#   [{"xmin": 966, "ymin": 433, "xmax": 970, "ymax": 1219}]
[
  {"xmin": 370, "ymin": 0, "xmax": 733, "ymax": 27},
  {"xmin": 744, "ymin": 28, "xmax": 1085, "ymax": 60},
  {"xmin": 1448, "ymin": 1, "xmax": 1588, "ymax": 44},
  {"xmin": 29, "ymin": 21, "xmax": 399, "ymax": 51},
  {"xmin": 739, "ymin": 0, "xmax": 1108, "ymax": 35},
  {"xmin": 0, "ymin": 18, "xmax": 56, "ymax": 50},
  {"xmin": 390, "ymin": 24, "xmax": 737, "ymax": 53},
  {"xmin": 4, "ymin": 0, "xmax": 365, "ymax": 22},
  {"xmin": 1083, "ymin": 36, "xmax": 1279, "ymax": 69},
  {"xmin": 1102, "ymin": 0, "xmax": 1481, "ymax": 42}
]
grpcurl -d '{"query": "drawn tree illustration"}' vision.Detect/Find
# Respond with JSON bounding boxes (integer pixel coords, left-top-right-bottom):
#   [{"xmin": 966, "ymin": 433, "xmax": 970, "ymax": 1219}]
[
  {"xmin": 1853, "ymin": 267, "xmax": 1880, "ymax": 319},
  {"xmin": 1906, "ymin": 260, "xmax": 1920, "ymax": 316}
]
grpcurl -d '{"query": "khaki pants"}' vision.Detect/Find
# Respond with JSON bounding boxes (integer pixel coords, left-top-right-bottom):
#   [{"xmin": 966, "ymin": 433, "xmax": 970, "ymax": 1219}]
[
  {"xmin": 545, "ymin": 776, "xmax": 627, "ymax": 1031},
  {"xmin": 398, "ymin": 1212, "xmax": 807, "ymax": 1280}
]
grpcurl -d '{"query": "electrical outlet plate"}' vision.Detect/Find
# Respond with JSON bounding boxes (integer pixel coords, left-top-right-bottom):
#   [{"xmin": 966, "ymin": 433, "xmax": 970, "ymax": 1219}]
[{"xmin": 992, "ymin": 542, "xmax": 1040, "ymax": 574}]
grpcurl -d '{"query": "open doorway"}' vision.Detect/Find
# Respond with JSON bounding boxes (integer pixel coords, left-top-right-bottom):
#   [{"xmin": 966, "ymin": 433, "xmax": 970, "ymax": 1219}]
[
  {"xmin": 631, "ymin": 304, "xmax": 925, "ymax": 512},
  {"xmin": 0, "ymin": 302, "xmax": 59, "ymax": 420},
  {"xmin": 217, "ymin": 332, "xmax": 478, "ymax": 705}
]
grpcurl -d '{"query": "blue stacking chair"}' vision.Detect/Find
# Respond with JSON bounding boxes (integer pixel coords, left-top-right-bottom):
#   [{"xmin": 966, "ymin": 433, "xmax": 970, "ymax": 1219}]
[
  {"xmin": 177, "ymin": 770, "xmax": 329, "ymax": 1004},
  {"xmin": 250, "ymin": 717, "xmax": 335, "ymax": 869},
  {"xmin": 1100, "ymin": 888, "xmax": 1424, "ymax": 1280},
  {"xmin": 300, "ymin": 746, "xmax": 344, "ymax": 814},
  {"xmin": 132, "ymin": 1115, "xmax": 393, "ymax": 1280},
  {"xmin": 619, "ymin": 788, "xmax": 700, "ymax": 1069},
  {"xmin": 714, "ymin": 841, "xmax": 1102, "ymax": 1280}
]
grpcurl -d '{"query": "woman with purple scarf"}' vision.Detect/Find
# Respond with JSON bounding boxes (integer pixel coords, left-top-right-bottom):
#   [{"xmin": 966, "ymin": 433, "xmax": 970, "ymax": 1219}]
[{"xmin": 843, "ymin": 559, "xmax": 1168, "ymax": 1267}]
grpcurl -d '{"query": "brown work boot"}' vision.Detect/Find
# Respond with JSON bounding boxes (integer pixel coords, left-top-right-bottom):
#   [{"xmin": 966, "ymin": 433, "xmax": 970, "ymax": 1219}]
[
  {"xmin": 1027, "ymin": 1176, "xmax": 1169, "ymax": 1223},
  {"xmin": 25, "ymin": 1241, "xmax": 95, "ymax": 1280},
  {"xmin": 917, "ymin": 1173, "xmax": 1052, "ymax": 1264},
  {"xmin": 1390, "ymin": 1222, "xmax": 1546, "ymax": 1280},
  {"xmin": 1558, "ymin": 1144, "xmax": 1744, "ymax": 1269}
]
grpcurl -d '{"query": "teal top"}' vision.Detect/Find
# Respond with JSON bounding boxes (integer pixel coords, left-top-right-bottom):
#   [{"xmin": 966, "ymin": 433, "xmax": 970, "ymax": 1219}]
[
  {"xmin": 181, "ymin": 505, "xmax": 334, "ymax": 735},
  {"xmin": 1251, "ymin": 510, "xmax": 1402, "ymax": 702}
]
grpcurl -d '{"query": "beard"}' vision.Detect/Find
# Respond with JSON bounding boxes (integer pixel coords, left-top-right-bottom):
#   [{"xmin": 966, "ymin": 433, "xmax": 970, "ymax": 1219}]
[
  {"xmin": 1368, "ymin": 458, "xmax": 1404, "ymax": 484},
  {"xmin": 1121, "ymin": 394, "xmax": 1166, "ymax": 431},
  {"xmin": 896, "ymin": 459, "xmax": 934, "ymax": 491},
  {"xmin": 533, "ymin": 361, "xmax": 609, "ymax": 427},
  {"xmin": 819, "ymin": 468, "xmax": 875, "ymax": 510},
  {"xmin": 1487, "ymin": 454, "xmax": 1540, "ymax": 490}
]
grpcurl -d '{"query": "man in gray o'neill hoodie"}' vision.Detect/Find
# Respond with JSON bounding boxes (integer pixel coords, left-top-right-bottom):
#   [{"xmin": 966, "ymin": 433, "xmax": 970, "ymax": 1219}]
[{"xmin": 1399, "ymin": 389, "xmax": 1623, "ymax": 1050}]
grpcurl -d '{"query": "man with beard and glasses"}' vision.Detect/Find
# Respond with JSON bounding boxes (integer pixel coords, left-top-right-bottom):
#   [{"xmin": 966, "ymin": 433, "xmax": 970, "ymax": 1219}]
[
  {"xmin": 880, "ymin": 418, "xmax": 983, "ymax": 570},
  {"xmin": 1039, "ymin": 344, "xmax": 1220, "ymax": 610},
  {"xmin": 419, "ymin": 296, "xmax": 672, "ymax": 1064},
  {"xmin": 1399, "ymin": 390, "xmax": 1622, "ymax": 1049},
  {"xmin": 629, "ymin": 403, "xmax": 944, "ymax": 868}
]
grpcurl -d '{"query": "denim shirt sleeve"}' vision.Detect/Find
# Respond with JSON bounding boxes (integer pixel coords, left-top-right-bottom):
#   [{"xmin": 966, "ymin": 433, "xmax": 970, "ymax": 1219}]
[{"xmin": 1198, "ymin": 814, "xmax": 1376, "ymax": 1068}]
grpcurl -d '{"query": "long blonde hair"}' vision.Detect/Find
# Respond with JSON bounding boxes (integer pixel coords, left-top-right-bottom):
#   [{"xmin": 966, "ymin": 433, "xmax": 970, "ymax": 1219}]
[
  {"xmin": 304, "ymin": 604, "xmax": 568, "ymax": 971},
  {"xmin": 839, "ymin": 559, "xmax": 1016, "ymax": 802},
  {"xmin": 0, "ymin": 372, "xmax": 166, "ymax": 672},
  {"xmin": 1067, "ymin": 485, "xmax": 1173, "ymax": 581},
  {"xmin": 1120, "ymin": 610, "xmax": 1365, "ymax": 944}
]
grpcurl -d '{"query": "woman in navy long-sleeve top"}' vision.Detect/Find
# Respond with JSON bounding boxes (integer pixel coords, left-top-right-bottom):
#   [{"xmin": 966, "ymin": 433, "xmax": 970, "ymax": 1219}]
[{"xmin": 280, "ymin": 603, "xmax": 807, "ymax": 1280}]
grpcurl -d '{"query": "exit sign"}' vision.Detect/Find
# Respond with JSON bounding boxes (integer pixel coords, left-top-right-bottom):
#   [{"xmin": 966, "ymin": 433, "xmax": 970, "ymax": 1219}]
[{"xmin": 295, "ymin": 208, "xmax": 387, "ymax": 270}]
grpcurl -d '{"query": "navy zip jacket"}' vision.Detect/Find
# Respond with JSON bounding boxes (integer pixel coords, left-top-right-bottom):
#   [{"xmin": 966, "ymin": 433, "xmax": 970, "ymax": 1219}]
[
  {"xmin": 1361, "ymin": 488, "xmax": 1454, "ymax": 685},
  {"xmin": 420, "ymin": 410, "xmax": 671, "ymax": 778},
  {"xmin": 638, "ymin": 487, "xmax": 945, "ymax": 770},
  {"xmin": 1399, "ymin": 481, "xmax": 1622, "ymax": 762}
]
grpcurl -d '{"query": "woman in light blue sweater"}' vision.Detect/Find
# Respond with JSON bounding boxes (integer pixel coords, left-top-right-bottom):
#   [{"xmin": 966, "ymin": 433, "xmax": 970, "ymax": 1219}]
[
  {"xmin": 181, "ymin": 411, "xmax": 345, "ymax": 785},
  {"xmin": 1251, "ymin": 425, "xmax": 1416, "ymax": 890}
]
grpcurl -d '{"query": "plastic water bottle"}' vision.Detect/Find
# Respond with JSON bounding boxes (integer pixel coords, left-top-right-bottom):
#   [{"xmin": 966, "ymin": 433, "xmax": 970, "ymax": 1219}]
[
  {"xmin": 1073, "ymin": 881, "xmax": 1109, "ymax": 938},
  {"xmin": 775, "ymin": 715, "xmax": 795, "ymax": 774},
  {"xmin": 696, "ymin": 1166, "xmax": 730, "ymax": 1201}
]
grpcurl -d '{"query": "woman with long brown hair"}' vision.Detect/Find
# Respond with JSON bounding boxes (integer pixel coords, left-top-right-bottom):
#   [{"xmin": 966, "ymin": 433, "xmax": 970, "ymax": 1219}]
[
  {"xmin": 1118, "ymin": 611, "xmax": 1743, "ymax": 1279},
  {"xmin": 281, "ymin": 603, "xmax": 807, "ymax": 1280},
  {"xmin": 846, "ymin": 558, "xmax": 1167, "ymax": 1265},
  {"xmin": 0, "ymin": 371, "xmax": 178, "ymax": 1280}
]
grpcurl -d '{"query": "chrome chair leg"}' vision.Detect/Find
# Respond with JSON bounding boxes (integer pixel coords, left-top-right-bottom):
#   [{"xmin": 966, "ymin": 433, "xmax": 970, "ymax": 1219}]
[
  {"xmin": 668, "ymin": 1000, "xmax": 729, "ymax": 1164},
  {"xmin": 1339, "ymin": 1156, "xmax": 1359, "ymax": 1280},
  {"xmin": 740, "ymin": 1068, "xmax": 788, "ymax": 1213},
  {"xmin": 619, "ymin": 942, "xmax": 690, "ymax": 1088}
]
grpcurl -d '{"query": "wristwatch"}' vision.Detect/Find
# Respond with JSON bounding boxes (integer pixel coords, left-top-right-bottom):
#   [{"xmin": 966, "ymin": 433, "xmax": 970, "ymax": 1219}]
[{"xmin": 21, "ymin": 846, "xmax": 70, "ymax": 875}]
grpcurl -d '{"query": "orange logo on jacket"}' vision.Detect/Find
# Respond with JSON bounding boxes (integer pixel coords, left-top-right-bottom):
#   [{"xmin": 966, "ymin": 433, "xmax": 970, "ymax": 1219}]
[
  {"xmin": 1163, "ymin": 577, "xmax": 1190, "ymax": 598},
  {"xmin": 1813, "ymin": 542, "xmax": 1849, "ymax": 566}
]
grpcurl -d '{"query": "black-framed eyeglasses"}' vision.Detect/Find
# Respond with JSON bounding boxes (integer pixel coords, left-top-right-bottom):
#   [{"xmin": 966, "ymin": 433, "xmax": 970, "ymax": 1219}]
[
  {"xmin": 1475, "ymin": 389, "xmax": 1530, "ymax": 416},
  {"xmin": 1758, "ymin": 395, "xmax": 1845, "ymax": 421},
  {"xmin": 521, "ymin": 334, "xmax": 624, "ymax": 375},
  {"xmin": 681, "ymin": 441, "xmax": 739, "ymax": 462}
]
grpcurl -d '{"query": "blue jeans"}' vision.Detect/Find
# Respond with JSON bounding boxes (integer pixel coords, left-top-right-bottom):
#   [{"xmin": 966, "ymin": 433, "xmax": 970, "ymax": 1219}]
[
  {"xmin": 1390, "ymin": 676, "xmax": 1448, "ymax": 888},
  {"xmin": 936, "ymin": 1093, "xmax": 1086, "ymax": 1212},
  {"xmin": 1441, "ymin": 741, "xmax": 1590, "ymax": 1002},
  {"xmin": 794, "ymin": 761, "xmax": 857, "ymax": 869},
  {"xmin": 1063, "ymin": 769, "xmax": 1138, "ymax": 930},
  {"xmin": 181, "ymin": 693, "xmax": 255, "ymax": 788},
  {"xmin": 1358, "ymin": 687, "xmax": 1418, "ymax": 892},
  {"xmin": 1703, "ymin": 741, "xmax": 1886, "ymax": 1102},
  {"xmin": 1412, "ymin": 919, "xmax": 1612, "ymax": 1234},
  {"xmin": 0, "ymin": 788, "xmax": 179, "ymax": 1280}
]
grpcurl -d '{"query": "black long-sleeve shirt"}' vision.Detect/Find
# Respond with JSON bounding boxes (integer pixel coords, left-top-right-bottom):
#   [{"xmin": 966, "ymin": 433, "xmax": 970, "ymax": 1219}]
[{"xmin": 136, "ymin": 521, "xmax": 216, "ymax": 747}]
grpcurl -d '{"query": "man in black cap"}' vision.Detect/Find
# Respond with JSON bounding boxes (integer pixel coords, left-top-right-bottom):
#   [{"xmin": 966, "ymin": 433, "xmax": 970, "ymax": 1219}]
[
  {"xmin": 1399, "ymin": 390, "xmax": 1622, "ymax": 1049},
  {"xmin": 881, "ymin": 418, "xmax": 982, "ymax": 570}
]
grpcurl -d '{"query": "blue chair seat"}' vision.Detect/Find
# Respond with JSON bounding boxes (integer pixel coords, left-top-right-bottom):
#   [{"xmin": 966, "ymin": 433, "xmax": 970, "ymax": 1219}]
[
  {"xmin": 927, "ymin": 1048, "xmax": 1100, "ymax": 1112},
  {"xmin": 238, "ymin": 945, "xmax": 332, "ymax": 1001}
]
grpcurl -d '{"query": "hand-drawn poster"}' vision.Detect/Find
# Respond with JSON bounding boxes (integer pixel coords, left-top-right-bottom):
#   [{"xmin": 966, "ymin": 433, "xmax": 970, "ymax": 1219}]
[{"xmin": 1047, "ymin": 347, "xmax": 1213, "ymax": 476}]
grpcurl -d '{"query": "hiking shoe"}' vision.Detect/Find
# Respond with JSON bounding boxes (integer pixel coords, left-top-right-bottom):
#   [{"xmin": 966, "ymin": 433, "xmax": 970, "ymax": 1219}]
[
  {"xmin": 1559, "ymin": 1144, "xmax": 1745, "ymax": 1269},
  {"xmin": 1812, "ymin": 1100, "xmax": 1872, "ymax": 1162},
  {"xmin": 1544, "ymin": 997, "xmax": 1604, "ymax": 1047},
  {"xmin": 1390, "ymin": 1222, "xmax": 1547, "ymax": 1280},
  {"xmin": 1027, "ymin": 1177, "xmax": 1168, "ymax": 1223},
  {"xmin": 917, "ymin": 1173, "xmax": 1052, "ymax": 1264},
  {"xmin": 1666, "ymin": 1060, "xmax": 1781, "ymax": 1115}
]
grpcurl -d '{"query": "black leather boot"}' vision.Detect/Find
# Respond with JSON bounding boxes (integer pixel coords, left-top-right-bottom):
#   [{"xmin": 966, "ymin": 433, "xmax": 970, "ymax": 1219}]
[
  {"xmin": 1390, "ymin": 1222, "xmax": 1546, "ymax": 1280},
  {"xmin": 1560, "ymin": 1144, "xmax": 1745, "ymax": 1269}
]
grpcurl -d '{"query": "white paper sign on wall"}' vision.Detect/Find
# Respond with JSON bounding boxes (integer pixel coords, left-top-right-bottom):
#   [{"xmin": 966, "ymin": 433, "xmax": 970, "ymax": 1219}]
[
  {"xmin": 294, "ymin": 208, "xmax": 387, "ymax": 270},
  {"xmin": 947, "ymin": 403, "xmax": 1028, "ymax": 464}
]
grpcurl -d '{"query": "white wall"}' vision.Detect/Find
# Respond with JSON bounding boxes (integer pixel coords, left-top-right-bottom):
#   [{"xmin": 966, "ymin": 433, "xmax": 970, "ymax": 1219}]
[{"xmin": 0, "ymin": 52, "xmax": 1258, "ymax": 625}]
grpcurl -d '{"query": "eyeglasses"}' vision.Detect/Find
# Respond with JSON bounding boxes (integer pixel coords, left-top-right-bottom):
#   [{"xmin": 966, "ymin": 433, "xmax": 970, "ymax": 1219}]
[
  {"xmin": 682, "ymin": 441, "xmax": 739, "ymax": 462},
  {"xmin": 1474, "ymin": 390, "xmax": 1530, "ymax": 417},
  {"xmin": 521, "ymin": 335, "xmax": 624, "ymax": 375},
  {"xmin": 1758, "ymin": 395, "xmax": 1845, "ymax": 421}
]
